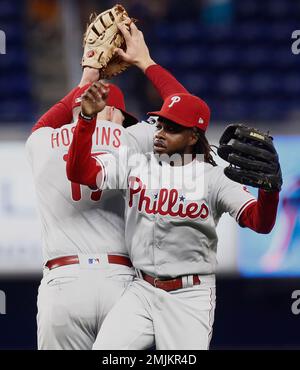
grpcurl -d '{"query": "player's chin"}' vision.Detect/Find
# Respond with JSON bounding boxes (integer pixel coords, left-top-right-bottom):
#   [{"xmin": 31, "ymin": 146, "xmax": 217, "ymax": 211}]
[{"xmin": 153, "ymin": 145, "xmax": 168, "ymax": 155}]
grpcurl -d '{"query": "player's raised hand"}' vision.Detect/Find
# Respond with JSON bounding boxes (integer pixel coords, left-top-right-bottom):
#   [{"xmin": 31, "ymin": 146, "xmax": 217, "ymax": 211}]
[
  {"xmin": 115, "ymin": 21, "xmax": 156, "ymax": 72},
  {"xmin": 81, "ymin": 82, "xmax": 109, "ymax": 118},
  {"xmin": 79, "ymin": 67, "xmax": 100, "ymax": 87}
]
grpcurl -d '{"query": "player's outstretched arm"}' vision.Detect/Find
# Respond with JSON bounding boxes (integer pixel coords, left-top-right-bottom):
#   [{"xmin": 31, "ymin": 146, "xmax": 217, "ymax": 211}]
[
  {"xmin": 239, "ymin": 190, "xmax": 279, "ymax": 234},
  {"xmin": 216, "ymin": 176, "xmax": 279, "ymax": 235},
  {"xmin": 31, "ymin": 67, "xmax": 100, "ymax": 133},
  {"xmin": 116, "ymin": 22, "xmax": 188, "ymax": 100},
  {"xmin": 66, "ymin": 82, "xmax": 108, "ymax": 188}
]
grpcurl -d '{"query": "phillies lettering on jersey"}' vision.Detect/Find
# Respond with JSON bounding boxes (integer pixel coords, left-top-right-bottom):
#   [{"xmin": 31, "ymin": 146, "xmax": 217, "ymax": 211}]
[{"xmin": 128, "ymin": 176, "xmax": 209, "ymax": 219}]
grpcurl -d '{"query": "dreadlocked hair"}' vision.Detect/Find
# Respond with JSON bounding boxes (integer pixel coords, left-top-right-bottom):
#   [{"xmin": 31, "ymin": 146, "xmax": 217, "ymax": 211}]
[{"xmin": 193, "ymin": 128, "xmax": 217, "ymax": 167}]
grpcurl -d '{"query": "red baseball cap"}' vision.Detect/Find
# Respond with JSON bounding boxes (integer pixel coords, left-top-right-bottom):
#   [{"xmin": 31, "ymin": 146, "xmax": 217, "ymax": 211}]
[
  {"xmin": 73, "ymin": 83, "xmax": 138, "ymax": 127},
  {"xmin": 148, "ymin": 93, "xmax": 210, "ymax": 132}
]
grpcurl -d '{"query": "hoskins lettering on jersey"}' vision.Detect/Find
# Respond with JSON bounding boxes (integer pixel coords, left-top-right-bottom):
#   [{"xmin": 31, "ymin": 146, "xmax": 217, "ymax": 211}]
[
  {"xmin": 128, "ymin": 176, "xmax": 209, "ymax": 219},
  {"xmin": 51, "ymin": 126, "xmax": 122, "ymax": 149}
]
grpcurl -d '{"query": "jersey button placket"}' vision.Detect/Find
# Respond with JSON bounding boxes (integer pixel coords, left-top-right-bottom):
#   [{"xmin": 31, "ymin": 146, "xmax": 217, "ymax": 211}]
[
  {"xmin": 153, "ymin": 165, "xmax": 162, "ymax": 274},
  {"xmin": 153, "ymin": 213, "xmax": 159, "ymax": 272}
]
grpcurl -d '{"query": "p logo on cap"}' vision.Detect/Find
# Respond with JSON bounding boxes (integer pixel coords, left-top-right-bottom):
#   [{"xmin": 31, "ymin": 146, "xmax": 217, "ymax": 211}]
[
  {"xmin": 147, "ymin": 93, "xmax": 211, "ymax": 132},
  {"xmin": 168, "ymin": 96, "xmax": 181, "ymax": 108}
]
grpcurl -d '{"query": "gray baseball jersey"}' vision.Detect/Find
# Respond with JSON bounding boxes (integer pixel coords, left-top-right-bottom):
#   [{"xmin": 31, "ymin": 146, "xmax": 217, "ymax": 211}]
[
  {"xmin": 95, "ymin": 152, "xmax": 256, "ymax": 277},
  {"xmin": 26, "ymin": 119, "xmax": 154, "ymax": 350},
  {"xmin": 93, "ymin": 151, "xmax": 256, "ymax": 350},
  {"xmin": 26, "ymin": 120, "xmax": 154, "ymax": 262}
]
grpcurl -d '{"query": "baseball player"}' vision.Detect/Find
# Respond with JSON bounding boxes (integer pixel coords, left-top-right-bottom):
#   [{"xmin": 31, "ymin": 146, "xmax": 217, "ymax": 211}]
[
  {"xmin": 26, "ymin": 22, "xmax": 189, "ymax": 350},
  {"xmin": 66, "ymin": 36, "xmax": 281, "ymax": 349}
]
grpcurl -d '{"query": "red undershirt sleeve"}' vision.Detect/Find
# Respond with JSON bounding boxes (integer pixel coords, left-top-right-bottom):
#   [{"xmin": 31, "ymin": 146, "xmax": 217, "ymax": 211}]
[
  {"xmin": 145, "ymin": 64, "xmax": 189, "ymax": 100},
  {"xmin": 31, "ymin": 86, "xmax": 81, "ymax": 133},
  {"xmin": 239, "ymin": 189, "xmax": 280, "ymax": 234},
  {"xmin": 66, "ymin": 115, "xmax": 102, "ymax": 188}
]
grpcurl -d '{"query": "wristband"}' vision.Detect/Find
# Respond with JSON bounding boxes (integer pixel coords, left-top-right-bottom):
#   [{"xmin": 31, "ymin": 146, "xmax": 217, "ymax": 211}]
[{"xmin": 80, "ymin": 112, "xmax": 96, "ymax": 121}]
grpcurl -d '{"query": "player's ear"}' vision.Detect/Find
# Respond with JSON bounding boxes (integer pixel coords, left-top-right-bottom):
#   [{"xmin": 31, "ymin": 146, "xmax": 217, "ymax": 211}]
[
  {"xmin": 109, "ymin": 107, "xmax": 124, "ymax": 126},
  {"xmin": 188, "ymin": 129, "xmax": 199, "ymax": 146},
  {"xmin": 120, "ymin": 111, "xmax": 125, "ymax": 126}
]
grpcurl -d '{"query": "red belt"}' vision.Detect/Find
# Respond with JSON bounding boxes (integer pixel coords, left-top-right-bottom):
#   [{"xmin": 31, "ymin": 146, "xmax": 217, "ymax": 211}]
[
  {"xmin": 141, "ymin": 272, "xmax": 200, "ymax": 292},
  {"xmin": 45, "ymin": 255, "xmax": 133, "ymax": 270}
]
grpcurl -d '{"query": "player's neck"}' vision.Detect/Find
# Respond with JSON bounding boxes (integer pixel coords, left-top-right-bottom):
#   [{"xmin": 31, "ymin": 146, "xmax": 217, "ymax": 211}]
[{"xmin": 163, "ymin": 149, "xmax": 194, "ymax": 167}]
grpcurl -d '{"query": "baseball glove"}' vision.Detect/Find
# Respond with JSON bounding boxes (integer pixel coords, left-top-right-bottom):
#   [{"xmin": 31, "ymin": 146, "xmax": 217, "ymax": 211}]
[
  {"xmin": 217, "ymin": 124, "xmax": 282, "ymax": 191},
  {"xmin": 82, "ymin": 4, "xmax": 131, "ymax": 79}
]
